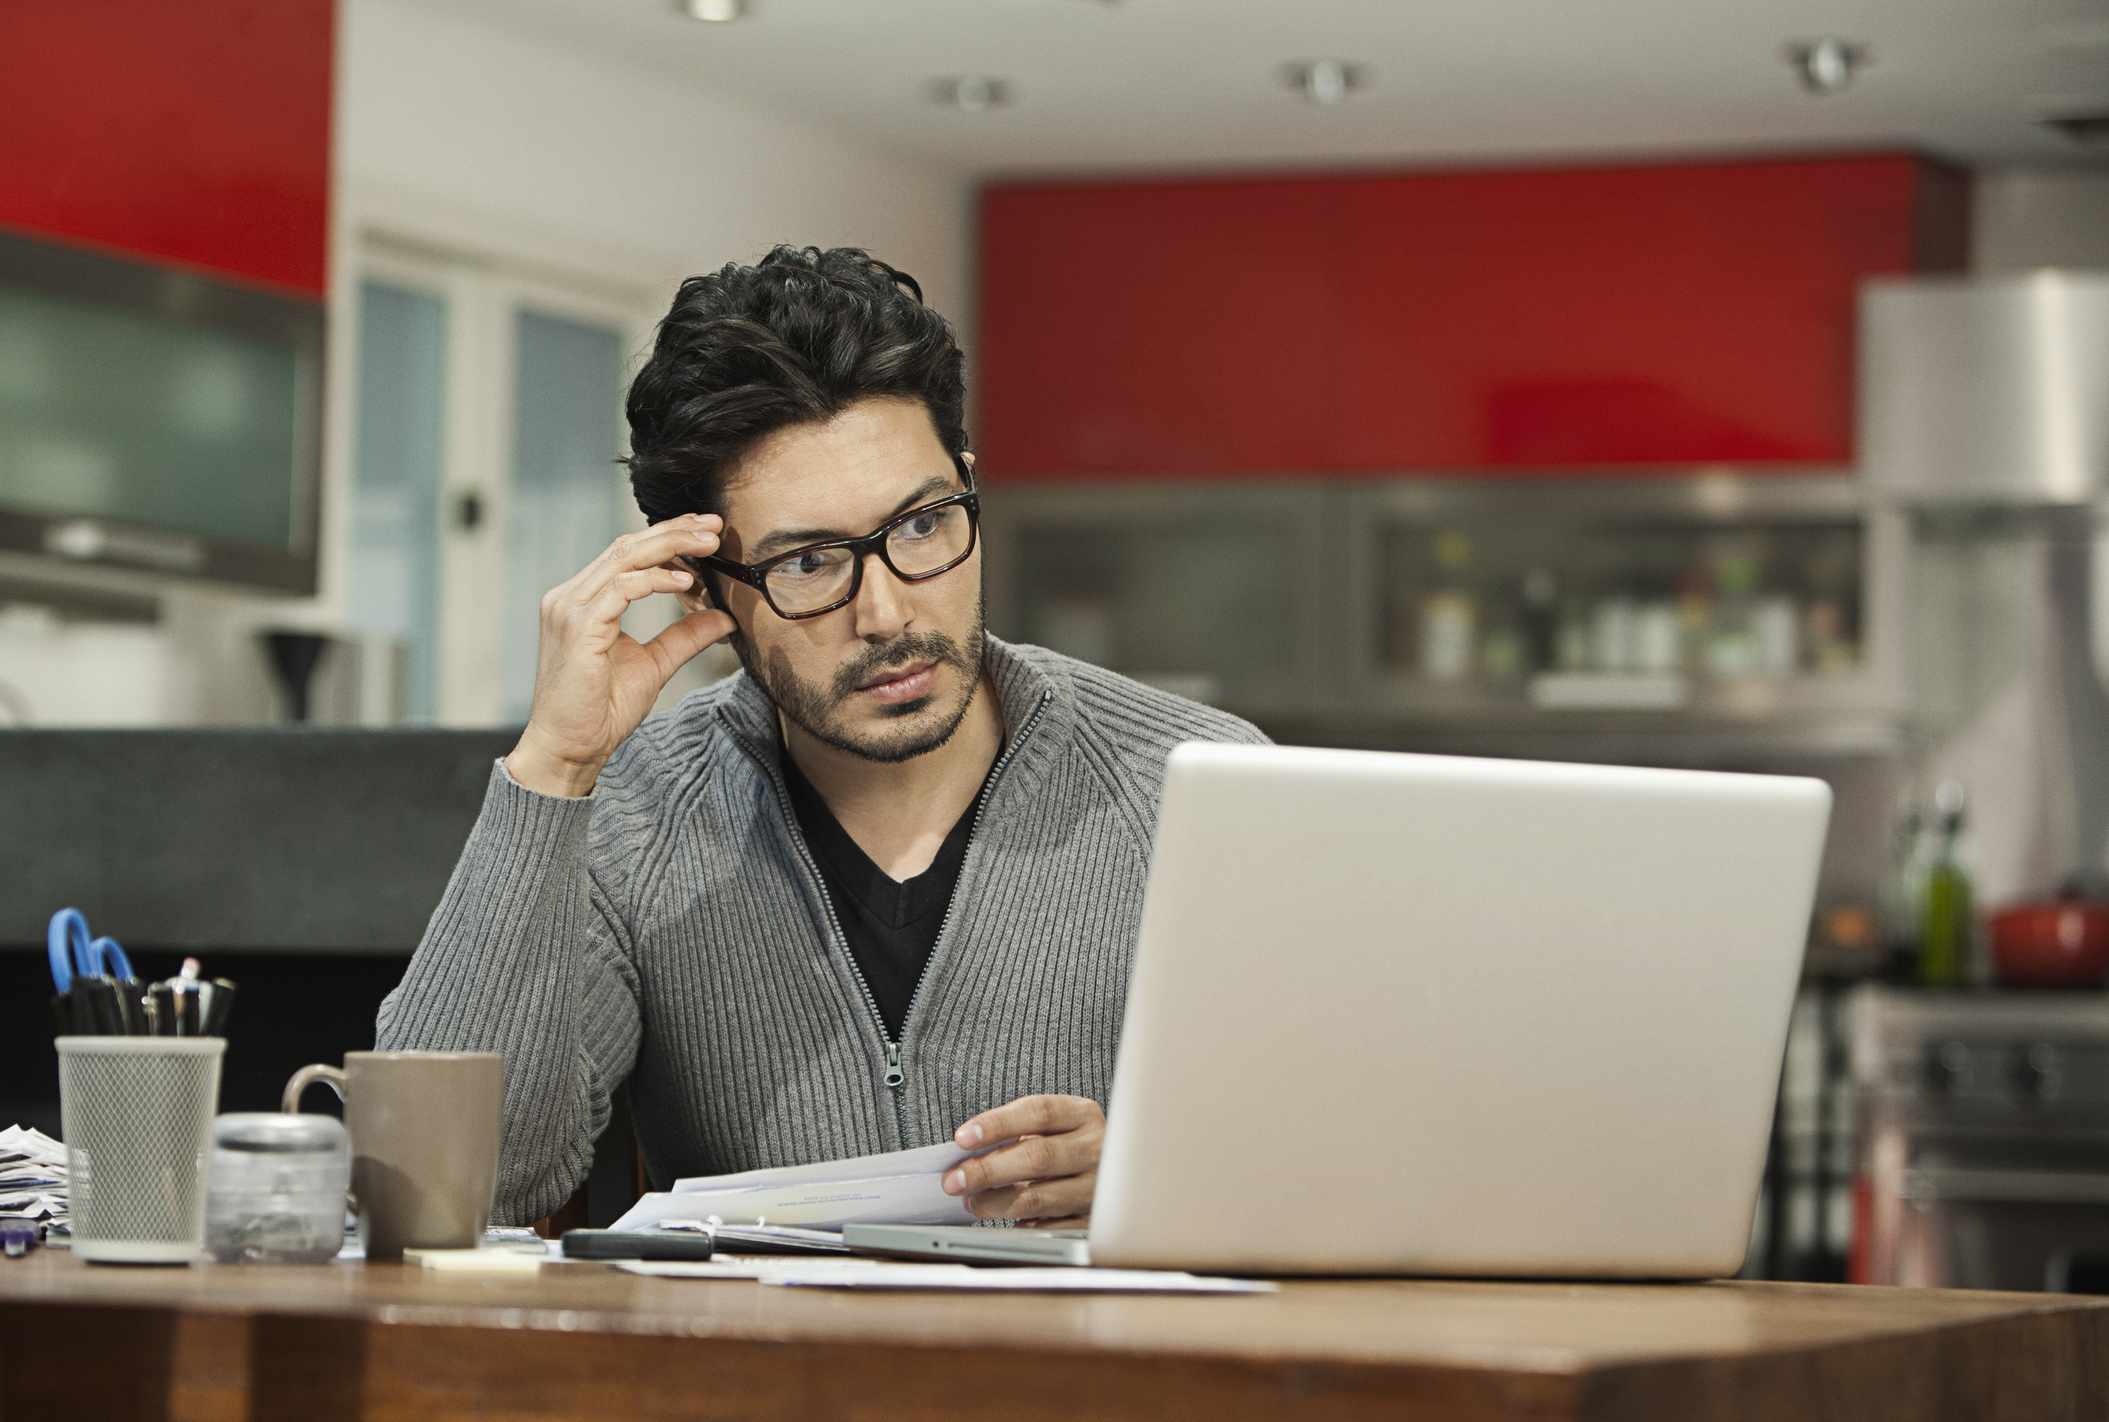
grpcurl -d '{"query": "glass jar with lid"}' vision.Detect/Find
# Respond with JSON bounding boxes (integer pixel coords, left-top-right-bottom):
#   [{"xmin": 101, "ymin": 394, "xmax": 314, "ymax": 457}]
[{"xmin": 205, "ymin": 1112, "xmax": 350, "ymax": 1263}]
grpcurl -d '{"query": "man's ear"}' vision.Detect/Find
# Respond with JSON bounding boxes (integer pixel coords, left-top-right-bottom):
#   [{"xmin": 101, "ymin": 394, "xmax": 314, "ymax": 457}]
[
  {"xmin": 684, "ymin": 568, "xmax": 743, "ymax": 645},
  {"xmin": 698, "ymin": 569, "xmax": 729, "ymax": 618}
]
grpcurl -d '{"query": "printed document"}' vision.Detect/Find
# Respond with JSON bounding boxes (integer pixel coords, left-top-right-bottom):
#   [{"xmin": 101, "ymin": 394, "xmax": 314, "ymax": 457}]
[{"xmin": 610, "ymin": 1140, "xmax": 984, "ymax": 1233}]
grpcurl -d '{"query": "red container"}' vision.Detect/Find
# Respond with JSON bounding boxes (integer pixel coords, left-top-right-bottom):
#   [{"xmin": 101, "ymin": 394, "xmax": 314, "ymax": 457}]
[{"xmin": 1989, "ymin": 894, "xmax": 2109, "ymax": 988}]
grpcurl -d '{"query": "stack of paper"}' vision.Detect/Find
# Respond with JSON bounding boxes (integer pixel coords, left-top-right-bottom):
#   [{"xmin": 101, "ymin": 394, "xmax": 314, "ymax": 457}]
[
  {"xmin": 0, "ymin": 1125, "xmax": 68, "ymax": 1238},
  {"xmin": 612, "ymin": 1141, "xmax": 985, "ymax": 1233}
]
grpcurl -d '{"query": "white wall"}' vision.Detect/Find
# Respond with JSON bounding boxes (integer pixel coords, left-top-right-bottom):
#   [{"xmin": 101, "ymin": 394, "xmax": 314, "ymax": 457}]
[
  {"xmin": 0, "ymin": 0, "xmax": 973, "ymax": 728},
  {"xmin": 337, "ymin": 0, "xmax": 972, "ymax": 321}
]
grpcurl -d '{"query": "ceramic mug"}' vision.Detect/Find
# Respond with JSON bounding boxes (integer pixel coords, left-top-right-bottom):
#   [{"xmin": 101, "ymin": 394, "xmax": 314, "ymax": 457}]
[{"xmin": 284, "ymin": 1050, "xmax": 502, "ymax": 1261}]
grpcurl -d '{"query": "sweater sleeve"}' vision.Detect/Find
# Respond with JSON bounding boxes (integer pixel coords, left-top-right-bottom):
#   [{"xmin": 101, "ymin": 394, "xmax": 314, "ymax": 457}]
[{"xmin": 375, "ymin": 758, "xmax": 642, "ymax": 1225}]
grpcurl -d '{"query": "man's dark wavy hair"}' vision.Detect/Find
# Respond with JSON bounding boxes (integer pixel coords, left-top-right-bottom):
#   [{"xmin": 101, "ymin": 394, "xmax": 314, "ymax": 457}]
[{"xmin": 623, "ymin": 245, "xmax": 968, "ymax": 526}]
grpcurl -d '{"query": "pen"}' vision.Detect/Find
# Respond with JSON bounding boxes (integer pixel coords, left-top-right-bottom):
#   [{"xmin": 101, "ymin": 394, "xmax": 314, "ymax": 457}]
[
  {"xmin": 201, "ymin": 979, "xmax": 237, "ymax": 1036},
  {"xmin": 114, "ymin": 979, "xmax": 147, "ymax": 1036},
  {"xmin": 175, "ymin": 957, "xmax": 202, "ymax": 1036}
]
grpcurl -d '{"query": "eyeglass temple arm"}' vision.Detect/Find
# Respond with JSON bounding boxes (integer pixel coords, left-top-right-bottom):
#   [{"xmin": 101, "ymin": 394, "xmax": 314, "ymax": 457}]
[{"xmin": 698, "ymin": 553, "xmax": 768, "ymax": 589}]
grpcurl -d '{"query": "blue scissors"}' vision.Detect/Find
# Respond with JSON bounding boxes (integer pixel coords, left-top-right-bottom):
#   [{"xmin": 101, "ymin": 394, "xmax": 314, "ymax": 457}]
[{"xmin": 46, "ymin": 908, "xmax": 134, "ymax": 994}]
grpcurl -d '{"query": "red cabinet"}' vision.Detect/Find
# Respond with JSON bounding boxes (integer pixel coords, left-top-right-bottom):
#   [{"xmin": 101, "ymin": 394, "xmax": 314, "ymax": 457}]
[
  {"xmin": 977, "ymin": 155, "xmax": 1967, "ymax": 479},
  {"xmin": 977, "ymin": 178, "xmax": 1350, "ymax": 477},
  {"xmin": 0, "ymin": 0, "xmax": 335, "ymax": 296}
]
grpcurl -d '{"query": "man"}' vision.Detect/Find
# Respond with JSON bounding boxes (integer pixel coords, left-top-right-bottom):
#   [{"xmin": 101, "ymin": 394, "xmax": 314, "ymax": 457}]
[{"xmin": 378, "ymin": 246, "xmax": 1266, "ymax": 1227}]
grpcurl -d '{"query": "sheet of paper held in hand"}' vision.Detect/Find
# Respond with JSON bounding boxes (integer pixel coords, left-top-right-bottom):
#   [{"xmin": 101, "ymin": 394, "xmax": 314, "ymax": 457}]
[
  {"xmin": 609, "ymin": 1141, "xmax": 987, "ymax": 1233},
  {"xmin": 618, "ymin": 1259, "xmax": 1277, "ymax": 1293}
]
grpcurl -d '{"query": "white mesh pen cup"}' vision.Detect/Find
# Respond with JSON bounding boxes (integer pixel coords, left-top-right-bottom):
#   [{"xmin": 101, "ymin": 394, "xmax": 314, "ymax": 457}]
[{"xmin": 57, "ymin": 1036, "xmax": 226, "ymax": 1264}]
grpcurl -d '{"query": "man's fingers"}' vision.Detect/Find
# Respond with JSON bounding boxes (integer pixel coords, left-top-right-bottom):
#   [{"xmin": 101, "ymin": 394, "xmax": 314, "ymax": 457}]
[
  {"xmin": 572, "ymin": 518, "xmax": 723, "ymax": 601},
  {"xmin": 945, "ymin": 1128, "xmax": 1098, "ymax": 1197},
  {"xmin": 963, "ymin": 1174, "xmax": 1096, "ymax": 1223},
  {"xmin": 583, "ymin": 568, "xmax": 693, "ymax": 629},
  {"xmin": 641, "ymin": 610, "xmax": 736, "ymax": 683},
  {"xmin": 954, "ymin": 1093, "xmax": 1102, "ymax": 1150}
]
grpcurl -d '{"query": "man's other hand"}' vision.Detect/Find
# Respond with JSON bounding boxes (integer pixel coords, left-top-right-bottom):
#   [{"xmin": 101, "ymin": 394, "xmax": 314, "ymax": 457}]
[{"xmin": 943, "ymin": 1094, "xmax": 1105, "ymax": 1227}]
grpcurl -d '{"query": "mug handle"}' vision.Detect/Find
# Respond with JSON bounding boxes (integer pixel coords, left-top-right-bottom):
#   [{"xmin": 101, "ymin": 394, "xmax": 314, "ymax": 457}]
[{"xmin": 283, "ymin": 1063, "xmax": 348, "ymax": 1115}]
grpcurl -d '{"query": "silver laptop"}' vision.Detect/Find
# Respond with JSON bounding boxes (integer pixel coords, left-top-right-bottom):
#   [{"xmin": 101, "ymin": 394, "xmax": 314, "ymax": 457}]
[{"xmin": 849, "ymin": 743, "xmax": 1830, "ymax": 1277}]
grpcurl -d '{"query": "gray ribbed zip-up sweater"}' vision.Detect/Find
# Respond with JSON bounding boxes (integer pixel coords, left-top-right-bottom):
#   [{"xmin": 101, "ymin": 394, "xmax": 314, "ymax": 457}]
[{"xmin": 375, "ymin": 637, "xmax": 1267, "ymax": 1224}]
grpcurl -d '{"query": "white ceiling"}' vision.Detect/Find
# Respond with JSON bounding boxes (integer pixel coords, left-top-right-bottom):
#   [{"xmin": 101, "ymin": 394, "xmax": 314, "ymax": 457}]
[{"xmin": 421, "ymin": 0, "xmax": 2109, "ymax": 176}]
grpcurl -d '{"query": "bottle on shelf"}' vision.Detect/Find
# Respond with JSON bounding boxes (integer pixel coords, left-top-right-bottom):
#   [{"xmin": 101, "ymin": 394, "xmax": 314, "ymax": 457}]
[
  {"xmin": 1803, "ymin": 535, "xmax": 1860, "ymax": 673},
  {"xmin": 1634, "ymin": 600, "xmax": 1681, "ymax": 675},
  {"xmin": 1418, "ymin": 529, "xmax": 1478, "ymax": 683},
  {"xmin": 1918, "ymin": 781, "xmax": 1977, "ymax": 988},
  {"xmin": 1676, "ymin": 568, "xmax": 1714, "ymax": 674},
  {"xmin": 1880, "ymin": 797, "xmax": 1929, "ymax": 982},
  {"xmin": 1752, "ymin": 595, "xmax": 1800, "ymax": 678},
  {"xmin": 1590, "ymin": 596, "xmax": 1638, "ymax": 672},
  {"xmin": 1705, "ymin": 546, "xmax": 1763, "ymax": 678},
  {"xmin": 1520, "ymin": 568, "xmax": 1559, "ymax": 674}
]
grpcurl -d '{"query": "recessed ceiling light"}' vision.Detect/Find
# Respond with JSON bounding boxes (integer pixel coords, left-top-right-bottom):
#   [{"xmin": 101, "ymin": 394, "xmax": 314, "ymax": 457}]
[
  {"xmin": 682, "ymin": 0, "xmax": 744, "ymax": 22},
  {"xmin": 930, "ymin": 76, "xmax": 1013, "ymax": 112},
  {"xmin": 1785, "ymin": 37, "xmax": 1870, "ymax": 95},
  {"xmin": 1281, "ymin": 59, "xmax": 1368, "ymax": 107}
]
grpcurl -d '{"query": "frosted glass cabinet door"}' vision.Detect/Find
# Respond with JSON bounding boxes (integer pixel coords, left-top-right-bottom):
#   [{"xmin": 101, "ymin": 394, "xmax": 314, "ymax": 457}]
[
  {"xmin": 503, "ymin": 309, "xmax": 629, "ymax": 723},
  {"xmin": 348, "ymin": 279, "xmax": 446, "ymax": 721}
]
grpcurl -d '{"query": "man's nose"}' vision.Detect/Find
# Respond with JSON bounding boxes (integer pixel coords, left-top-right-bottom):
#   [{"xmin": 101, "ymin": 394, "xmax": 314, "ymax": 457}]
[{"xmin": 850, "ymin": 550, "xmax": 911, "ymax": 641}]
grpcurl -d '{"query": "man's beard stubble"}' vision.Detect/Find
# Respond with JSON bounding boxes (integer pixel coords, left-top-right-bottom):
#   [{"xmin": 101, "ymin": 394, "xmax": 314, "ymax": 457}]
[{"xmin": 736, "ymin": 590, "xmax": 989, "ymax": 766}]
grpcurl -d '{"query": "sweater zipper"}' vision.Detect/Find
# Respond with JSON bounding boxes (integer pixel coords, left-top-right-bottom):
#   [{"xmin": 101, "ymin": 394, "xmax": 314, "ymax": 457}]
[
  {"xmin": 896, "ymin": 689, "xmax": 1052, "ymax": 1056},
  {"xmin": 754, "ymin": 688, "xmax": 1054, "ymax": 1144},
  {"xmin": 757, "ymin": 759, "xmax": 894, "ymax": 1085}
]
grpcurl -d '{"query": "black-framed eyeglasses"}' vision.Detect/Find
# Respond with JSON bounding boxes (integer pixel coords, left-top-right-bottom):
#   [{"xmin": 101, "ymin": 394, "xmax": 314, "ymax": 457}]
[{"xmin": 693, "ymin": 454, "xmax": 980, "ymax": 621}]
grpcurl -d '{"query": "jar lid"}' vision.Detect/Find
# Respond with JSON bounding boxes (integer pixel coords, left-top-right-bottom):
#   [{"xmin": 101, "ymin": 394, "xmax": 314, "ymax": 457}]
[{"xmin": 213, "ymin": 1111, "xmax": 348, "ymax": 1154}]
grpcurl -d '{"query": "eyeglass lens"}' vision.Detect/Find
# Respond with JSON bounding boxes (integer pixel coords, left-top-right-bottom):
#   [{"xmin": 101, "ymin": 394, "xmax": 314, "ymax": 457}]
[{"xmin": 764, "ymin": 504, "xmax": 973, "ymax": 614}]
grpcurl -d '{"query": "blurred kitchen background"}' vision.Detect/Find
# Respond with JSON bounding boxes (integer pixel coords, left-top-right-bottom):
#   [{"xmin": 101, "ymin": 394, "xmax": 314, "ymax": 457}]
[{"xmin": 4, "ymin": 0, "xmax": 2109, "ymax": 1285}]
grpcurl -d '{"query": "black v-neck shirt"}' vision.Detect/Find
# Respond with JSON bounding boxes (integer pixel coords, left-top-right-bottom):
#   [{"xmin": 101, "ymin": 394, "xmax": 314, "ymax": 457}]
[{"xmin": 780, "ymin": 746, "xmax": 1001, "ymax": 1041}]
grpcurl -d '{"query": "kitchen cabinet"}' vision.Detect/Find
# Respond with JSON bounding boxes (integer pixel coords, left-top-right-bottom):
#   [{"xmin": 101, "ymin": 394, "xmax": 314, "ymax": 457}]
[
  {"xmin": 978, "ymin": 154, "xmax": 1967, "ymax": 479},
  {"xmin": 0, "ymin": 0, "xmax": 334, "ymax": 296},
  {"xmin": 977, "ymin": 178, "xmax": 1348, "ymax": 478}
]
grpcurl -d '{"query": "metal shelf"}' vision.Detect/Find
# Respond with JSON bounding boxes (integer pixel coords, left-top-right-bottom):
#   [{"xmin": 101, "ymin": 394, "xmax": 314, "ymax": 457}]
[{"xmin": 981, "ymin": 472, "xmax": 1911, "ymax": 752}]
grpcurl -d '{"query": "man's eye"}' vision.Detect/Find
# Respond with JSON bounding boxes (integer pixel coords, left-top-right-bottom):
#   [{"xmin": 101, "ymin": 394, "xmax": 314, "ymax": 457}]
[{"xmin": 899, "ymin": 513, "xmax": 941, "ymax": 540}]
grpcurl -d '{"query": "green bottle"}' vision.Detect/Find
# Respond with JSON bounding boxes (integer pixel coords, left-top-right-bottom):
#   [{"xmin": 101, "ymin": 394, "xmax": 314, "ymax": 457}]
[{"xmin": 1919, "ymin": 782, "xmax": 1974, "ymax": 988}]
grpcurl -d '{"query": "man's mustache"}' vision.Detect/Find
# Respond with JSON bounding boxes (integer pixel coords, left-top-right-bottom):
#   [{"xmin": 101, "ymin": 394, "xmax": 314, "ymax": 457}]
[{"xmin": 831, "ymin": 633, "xmax": 968, "ymax": 701}]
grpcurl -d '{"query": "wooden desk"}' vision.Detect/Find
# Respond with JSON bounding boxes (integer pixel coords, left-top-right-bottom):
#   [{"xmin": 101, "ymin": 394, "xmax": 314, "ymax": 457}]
[{"xmin": 2, "ymin": 1251, "xmax": 2104, "ymax": 1421}]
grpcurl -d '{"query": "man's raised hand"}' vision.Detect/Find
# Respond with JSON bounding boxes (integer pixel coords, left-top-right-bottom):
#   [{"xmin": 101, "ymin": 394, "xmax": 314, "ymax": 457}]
[{"xmin": 506, "ymin": 514, "xmax": 736, "ymax": 797}]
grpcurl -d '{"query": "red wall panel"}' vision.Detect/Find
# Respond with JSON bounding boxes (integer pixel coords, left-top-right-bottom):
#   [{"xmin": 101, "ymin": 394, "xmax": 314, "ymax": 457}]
[
  {"xmin": 978, "ymin": 154, "xmax": 1968, "ymax": 478},
  {"xmin": 0, "ymin": 0, "xmax": 333, "ymax": 297}
]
